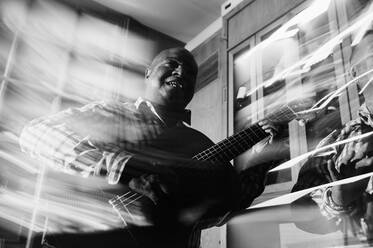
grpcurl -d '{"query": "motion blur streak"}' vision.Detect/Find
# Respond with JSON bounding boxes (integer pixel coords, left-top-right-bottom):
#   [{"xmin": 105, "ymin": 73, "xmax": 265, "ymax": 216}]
[
  {"xmin": 0, "ymin": 0, "xmax": 372, "ymax": 246},
  {"xmin": 0, "ymin": 0, "xmax": 160, "ymax": 237},
  {"xmin": 270, "ymin": 131, "xmax": 373, "ymax": 172},
  {"xmin": 240, "ymin": 0, "xmax": 373, "ymax": 101},
  {"xmin": 0, "ymin": 187, "xmax": 122, "ymax": 233}
]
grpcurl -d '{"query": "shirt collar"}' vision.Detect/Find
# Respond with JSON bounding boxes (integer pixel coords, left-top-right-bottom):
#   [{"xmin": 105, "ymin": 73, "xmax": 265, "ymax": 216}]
[{"xmin": 135, "ymin": 97, "xmax": 191, "ymax": 125}]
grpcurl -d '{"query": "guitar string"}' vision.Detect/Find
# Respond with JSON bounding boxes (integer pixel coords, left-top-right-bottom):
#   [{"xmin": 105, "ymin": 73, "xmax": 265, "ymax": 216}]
[
  {"xmin": 111, "ymin": 192, "xmax": 140, "ymax": 206},
  {"xmin": 110, "ymin": 191, "xmax": 137, "ymax": 204},
  {"xmin": 112, "ymin": 193, "xmax": 141, "ymax": 208},
  {"xmin": 198, "ymin": 123, "xmax": 265, "ymax": 161},
  {"xmin": 198, "ymin": 106, "xmax": 296, "ymax": 161},
  {"xmin": 119, "ymin": 196, "xmax": 136, "ymax": 221}
]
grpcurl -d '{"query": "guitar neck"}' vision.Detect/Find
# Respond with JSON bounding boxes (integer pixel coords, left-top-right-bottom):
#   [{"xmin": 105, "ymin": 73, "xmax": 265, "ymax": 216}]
[
  {"xmin": 192, "ymin": 123, "xmax": 268, "ymax": 162},
  {"xmin": 192, "ymin": 105, "xmax": 298, "ymax": 162}
]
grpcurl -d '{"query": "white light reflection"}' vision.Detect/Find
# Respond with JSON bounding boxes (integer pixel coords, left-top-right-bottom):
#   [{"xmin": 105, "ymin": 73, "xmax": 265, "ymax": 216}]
[
  {"xmin": 358, "ymin": 76, "xmax": 373, "ymax": 95},
  {"xmin": 239, "ymin": 0, "xmax": 373, "ymax": 101},
  {"xmin": 250, "ymin": 171, "xmax": 373, "ymax": 209},
  {"xmin": 351, "ymin": 3, "xmax": 373, "ymax": 47},
  {"xmin": 0, "ymin": 0, "xmax": 150, "ymax": 103},
  {"xmin": 0, "ymin": 150, "xmax": 38, "ymax": 174},
  {"xmin": 298, "ymin": 67, "xmax": 373, "ymax": 115},
  {"xmin": 270, "ymin": 130, "xmax": 373, "ymax": 172},
  {"xmin": 235, "ymin": 0, "xmax": 331, "ymax": 66},
  {"xmin": 0, "ymin": 175, "xmax": 125, "ymax": 234}
]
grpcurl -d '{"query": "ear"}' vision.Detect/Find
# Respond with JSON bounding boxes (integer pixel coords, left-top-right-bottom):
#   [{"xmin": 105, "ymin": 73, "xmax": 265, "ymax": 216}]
[{"xmin": 145, "ymin": 68, "xmax": 151, "ymax": 78}]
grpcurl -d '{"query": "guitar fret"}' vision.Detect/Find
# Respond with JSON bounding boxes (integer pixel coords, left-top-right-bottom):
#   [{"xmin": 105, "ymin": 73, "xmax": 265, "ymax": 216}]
[
  {"xmin": 232, "ymin": 136, "xmax": 247, "ymax": 153},
  {"xmin": 227, "ymin": 137, "xmax": 241, "ymax": 154},
  {"xmin": 191, "ymin": 123, "xmax": 269, "ymax": 162},
  {"xmin": 238, "ymin": 132, "xmax": 251, "ymax": 147}
]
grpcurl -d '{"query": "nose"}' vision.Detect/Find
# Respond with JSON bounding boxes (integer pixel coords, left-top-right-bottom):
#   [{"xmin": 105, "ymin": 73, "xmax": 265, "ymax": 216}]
[{"xmin": 172, "ymin": 64, "xmax": 183, "ymax": 76}]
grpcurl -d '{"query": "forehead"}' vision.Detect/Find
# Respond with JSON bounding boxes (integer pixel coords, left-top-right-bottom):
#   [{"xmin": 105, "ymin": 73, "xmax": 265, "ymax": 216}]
[{"xmin": 150, "ymin": 49, "xmax": 197, "ymax": 70}]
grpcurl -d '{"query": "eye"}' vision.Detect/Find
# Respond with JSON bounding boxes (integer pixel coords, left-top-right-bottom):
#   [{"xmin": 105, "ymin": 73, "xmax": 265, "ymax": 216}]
[{"xmin": 163, "ymin": 60, "xmax": 179, "ymax": 68}]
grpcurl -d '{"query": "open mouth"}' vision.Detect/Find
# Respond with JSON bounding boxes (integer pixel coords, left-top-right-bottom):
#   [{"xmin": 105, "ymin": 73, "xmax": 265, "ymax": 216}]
[{"xmin": 165, "ymin": 80, "xmax": 183, "ymax": 88}]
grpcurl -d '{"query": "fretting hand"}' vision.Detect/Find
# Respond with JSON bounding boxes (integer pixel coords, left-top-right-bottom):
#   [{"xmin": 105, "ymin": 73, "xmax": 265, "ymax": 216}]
[{"xmin": 258, "ymin": 120, "xmax": 279, "ymax": 144}]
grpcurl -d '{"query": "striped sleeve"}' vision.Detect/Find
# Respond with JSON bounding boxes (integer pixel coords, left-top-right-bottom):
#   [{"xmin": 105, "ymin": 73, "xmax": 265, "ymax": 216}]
[{"xmin": 19, "ymin": 101, "xmax": 132, "ymax": 180}]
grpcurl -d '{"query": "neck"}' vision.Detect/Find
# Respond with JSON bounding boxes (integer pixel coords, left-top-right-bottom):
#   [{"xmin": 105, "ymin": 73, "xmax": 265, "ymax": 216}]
[
  {"xmin": 140, "ymin": 97, "xmax": 189, "ymax": 125},
  {"xmin": 142, "ymin": 97, "xmax": 183, "ymax": 113}
]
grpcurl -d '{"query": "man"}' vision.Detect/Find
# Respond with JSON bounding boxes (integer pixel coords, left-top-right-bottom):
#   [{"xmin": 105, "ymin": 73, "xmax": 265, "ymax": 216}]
[
  {"xmin": 291, "ymin": 31, "xmax": 373, "ymax": 242},
  {"xmin": 20, "ymin": 47, "xmax": 275, "ymax": 248}
]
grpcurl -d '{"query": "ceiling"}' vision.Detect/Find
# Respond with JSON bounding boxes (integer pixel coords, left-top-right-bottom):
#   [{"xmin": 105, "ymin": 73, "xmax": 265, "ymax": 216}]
[{"xmin": 91, "ymin": 0, "xmax": 226, "ymax": 43}]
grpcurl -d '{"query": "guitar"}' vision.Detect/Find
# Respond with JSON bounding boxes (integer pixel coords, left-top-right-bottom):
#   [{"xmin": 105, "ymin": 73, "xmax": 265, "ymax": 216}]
[{"xmin": 108, "ymin": 102, "xmax": 315, "ymax": 227}]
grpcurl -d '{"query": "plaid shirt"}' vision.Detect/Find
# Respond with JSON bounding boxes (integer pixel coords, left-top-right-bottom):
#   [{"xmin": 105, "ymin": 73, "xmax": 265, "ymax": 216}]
[{"xmin": 19, "ymin": 97, "xmax": 191, "ymax": 184}]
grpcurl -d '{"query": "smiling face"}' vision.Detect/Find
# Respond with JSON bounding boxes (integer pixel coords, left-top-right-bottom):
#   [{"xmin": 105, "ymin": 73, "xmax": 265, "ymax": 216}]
[{"xmin": 144, "ymin": 48, "xmax": 198, "ymax": 111}]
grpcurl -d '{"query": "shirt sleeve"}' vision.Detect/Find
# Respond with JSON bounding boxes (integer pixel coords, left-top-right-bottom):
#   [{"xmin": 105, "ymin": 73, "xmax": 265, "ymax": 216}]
[{"xmin": 19, "ymin": 101, "xmax": 132, "ymax": 183}]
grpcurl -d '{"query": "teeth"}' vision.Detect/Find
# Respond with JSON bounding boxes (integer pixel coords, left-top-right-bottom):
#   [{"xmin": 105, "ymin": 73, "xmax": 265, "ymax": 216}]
[{"xmin": 167, "ymin": 81, "xmax": 182, "ymax": 88}]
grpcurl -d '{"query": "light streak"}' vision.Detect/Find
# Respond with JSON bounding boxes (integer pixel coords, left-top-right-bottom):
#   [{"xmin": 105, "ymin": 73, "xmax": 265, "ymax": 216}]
[
  {"xmin": 359, "ymin": 76, "xmax": 373, "ymax": 95},
  {"xmin": 235, "ymin": 0, "xmax": 331, "ymax": 66},
  {"xmin": 269, "ymin": 130, "xmax": 373, "ymax": 172},
  {"xmin": 241, "ymin": 0, "xmax": 373, "ymax": 104},
  {"xmin": 0, "ymin": 186, "xmax": 124, "ymax": 233},
  {"xmin": 26, "ymin": 162, "xmax": 45, "ymax": 248},
  {"xmin": 301, "ymin": 1, "xmax": 373, "ymax": 70},
  {"xmin": 297, "ymin": 67, "xmax": 373, "ymax": 116},
  {"xmin": 0, "ymin": 74, "xmax": 90, "ymax": 104},
  {"xmin": 250, "ymin": 171, "xmax": 373, "ymax": 209},
  {"xmin": 351, "ymin": 3, "xmax": 373, "ymax": 47},
  {"xmin": 0, "ymin": 150, "xmax": 38, "ymax": 174}
]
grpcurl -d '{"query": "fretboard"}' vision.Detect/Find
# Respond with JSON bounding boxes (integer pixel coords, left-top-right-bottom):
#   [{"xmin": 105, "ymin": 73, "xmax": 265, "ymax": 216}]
[
  {"xmin": 192, "ymin": 105, "xmax": 298, "ymax": 162},
  {"xmin": 192, "ymin": 123, "xmax": 268, "ymax": 162}
]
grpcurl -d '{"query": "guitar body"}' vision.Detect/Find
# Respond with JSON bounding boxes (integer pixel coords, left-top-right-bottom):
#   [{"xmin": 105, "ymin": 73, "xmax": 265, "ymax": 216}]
[{"xmin": 108, "ymin": 125, "xmax": 222, "ymax": 227}]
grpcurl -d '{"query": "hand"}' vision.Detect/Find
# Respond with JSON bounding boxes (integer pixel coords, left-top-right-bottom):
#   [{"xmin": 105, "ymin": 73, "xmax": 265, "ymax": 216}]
[
  {"xmin": 313, "ymin": 130, "xmax": 339, "ymax": 157},
  {"xmin": 326, "ymin": 158, "xmax": 371, "ymax": 206},
  {"xmin": 334, "ymin": 124, "xmax": 373, "ymax": 174},
  {"xmin": 323, "ymin": 120, "xmax": 373, "ymax": 206},
  {"xmin": 128, "ymin": 174, "xmax": 170, "ymax": 205},
  {"xmin": 258, "ymin": 120, "xmax": 278, "ymax": 143}
]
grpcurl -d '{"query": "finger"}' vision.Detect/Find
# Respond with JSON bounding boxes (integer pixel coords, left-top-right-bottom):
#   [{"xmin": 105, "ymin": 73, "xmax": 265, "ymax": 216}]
[
  {"xmin": 353, "ymin": 142, "xmax": 369, "ymax": 161},
  {"xmin": 262, "ymin": 123, "xmax": 277, "ymax": 130},
  {"xmin": 317, "ymin": 130, "xmax": 338, "ymax": 148},
  {"xmin": 330, "ymin": 129, "xmax": 340, "ymax": 139},
  {"xmin": 355, "ymin": 157, "xmax": 373, "ymax": 169},
  {"xmin": 340, "ymin": 121, "xmax": 358, "ymax": 138},
  {"xmin": 327, "ymin": 159, "xmax": 339, "ymax": 181},
  {"xmin": 339, "ymin": 142, "xmax": 356, "ymax": 164},
  {"xmin": 262, "ymin": 127, "xmax": 274, "ymax": 133}
]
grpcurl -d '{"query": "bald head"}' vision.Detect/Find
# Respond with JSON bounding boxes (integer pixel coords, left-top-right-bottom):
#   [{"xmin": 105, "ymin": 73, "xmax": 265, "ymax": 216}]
[{"xmin": 148, "ymin": 47, "xmax": 198, "ymax": 76}]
